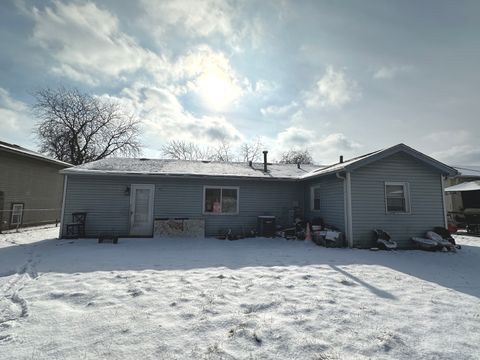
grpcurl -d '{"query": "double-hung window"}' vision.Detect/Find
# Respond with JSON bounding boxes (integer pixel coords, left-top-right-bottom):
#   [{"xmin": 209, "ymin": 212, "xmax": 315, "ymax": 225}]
[
  {"xmin": 10, "ymin": 203, "xmax": 24, "ymax": 225},
  {"xmin": 311, "ymin": 186, "xmax": 321, "ymax": 211},
  {"xmin": 203, "ymin": 186, "xmax": 239, "ymax": 214},
  {"xmin": 385, "ymin": 182, "xmax": 410, "ymax": 213}
]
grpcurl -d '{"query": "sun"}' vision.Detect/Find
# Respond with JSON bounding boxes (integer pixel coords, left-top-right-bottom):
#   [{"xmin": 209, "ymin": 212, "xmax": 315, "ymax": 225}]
[{"xmin": 196, "ymin": 68, "xmax": 241, "ymax": 112}]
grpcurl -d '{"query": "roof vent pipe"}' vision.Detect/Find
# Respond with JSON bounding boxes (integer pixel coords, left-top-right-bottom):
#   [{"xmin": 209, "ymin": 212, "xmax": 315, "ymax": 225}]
[
  {"xmin": 263, "ymin": 151, "xmax": 268, "ymax": 172},
  {"xmin": 339, "ymin": 155, "xmax": 344, "ymax": 163}
]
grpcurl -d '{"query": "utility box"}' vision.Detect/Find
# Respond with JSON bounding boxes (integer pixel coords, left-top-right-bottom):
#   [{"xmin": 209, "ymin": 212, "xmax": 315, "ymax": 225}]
[{"xmin": 257, "ymin": 216, "xmax": 276, "ymax": 237}]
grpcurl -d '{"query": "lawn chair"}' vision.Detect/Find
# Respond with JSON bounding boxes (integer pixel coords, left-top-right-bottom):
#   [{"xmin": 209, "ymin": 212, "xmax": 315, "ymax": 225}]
[
  {"xmin": 65, "ymin": 212, "xmax": 87, "ymax": 238},
  {"xmin": 373, "ymin": 229, "xmax": 398, "ymax": 250}
]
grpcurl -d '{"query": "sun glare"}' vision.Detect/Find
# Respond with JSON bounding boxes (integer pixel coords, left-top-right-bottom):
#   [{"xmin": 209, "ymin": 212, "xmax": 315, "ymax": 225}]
[{"xmin": 196, "ymin": 69, "xmax": 240, "ymax": 112}]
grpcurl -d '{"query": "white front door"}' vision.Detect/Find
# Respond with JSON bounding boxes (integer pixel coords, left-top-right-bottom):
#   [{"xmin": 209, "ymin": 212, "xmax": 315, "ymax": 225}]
[{"xmin": 129, "ymin": 184, "xmax": 155, "ymax": 236}]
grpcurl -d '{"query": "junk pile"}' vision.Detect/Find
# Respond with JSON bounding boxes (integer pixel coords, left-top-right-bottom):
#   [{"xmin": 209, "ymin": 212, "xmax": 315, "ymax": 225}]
[
  {"xmin": 216, "ymin": 215, "xmax": 347, "ymax": 247},
  {"xmin": 372, "ymin": 229, "xmax": 398, "ymax": 250},
  {"xmin": 276, "ymin": 217, "xmax": 346, "ymax": 247},
  {"xmin": 411, "ymin": 226, "xmax": 459, "ymax": 251}
]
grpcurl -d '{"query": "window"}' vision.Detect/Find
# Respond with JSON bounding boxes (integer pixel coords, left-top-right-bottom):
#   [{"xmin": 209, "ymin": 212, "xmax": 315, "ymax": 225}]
[
  {"xmin": 10, "ymin": 203, "xmax": 24, "ymax": 225},
  {"xmin": 204, "ymin": 187, "xmax": 239, "ymax": 214},
  {"xmin": 385, "ymin": 182, "xmax": 410, "ymax": 213},
  {"xmin": 311, "ymin": 186, "xmax": 321, "ymax": 211}
]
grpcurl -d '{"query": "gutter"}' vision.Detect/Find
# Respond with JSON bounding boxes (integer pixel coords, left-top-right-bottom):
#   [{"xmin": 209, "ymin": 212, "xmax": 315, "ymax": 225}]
[
  {"xmin": 336, "ymin": 171, "xmax": 353, "ymax": 247},
  {"xmin": 59, "ymin": 170, "xmax": 302, "ymax": 182}
]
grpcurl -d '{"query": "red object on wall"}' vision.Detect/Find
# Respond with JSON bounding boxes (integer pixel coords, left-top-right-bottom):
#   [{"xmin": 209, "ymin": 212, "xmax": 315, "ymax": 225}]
[{"xmin": 448, "ymin": 223, "xmax": 457, "ymax": 234}]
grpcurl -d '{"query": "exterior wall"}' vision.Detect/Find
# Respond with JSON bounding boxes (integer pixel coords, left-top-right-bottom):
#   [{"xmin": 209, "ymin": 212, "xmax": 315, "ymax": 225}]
[
  {"xmin": 0, "ymin": 150, "xmax": 66, "ymax": 231},
  {"xmin": 303, "ymin": 174, "xmax": 345, "ymax": 232},
  {"xmin": 350, "ymin": 152, "xmax": 445, "ymax": 248},
  {"xmin": 62, "ymin": 175, "xmax": 304, "ymax": 237}
]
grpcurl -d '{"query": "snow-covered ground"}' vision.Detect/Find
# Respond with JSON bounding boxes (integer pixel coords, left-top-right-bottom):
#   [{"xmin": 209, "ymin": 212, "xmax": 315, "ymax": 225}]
[{"xmin": 1, "ymin": 226, "xmax": 479, "ymax": 359}]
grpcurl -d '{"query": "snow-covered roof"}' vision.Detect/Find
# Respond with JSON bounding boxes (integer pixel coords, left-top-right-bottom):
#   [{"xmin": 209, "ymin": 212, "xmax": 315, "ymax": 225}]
[
  {"xmin": 301, "ymin": 143, "xmax": 457, "ymax": 179},
  {"xmin": 299, "ymin": 149, "xmax": 383, "ymax": 179},
  {"xmin": 61, "ymin": 157, "xmax": 321, "ymax": 180},
  {"xmin": 0, "ymin": 140, "xmax": 71, "ymax": 167},
  {"xmin": 445, "ymin": 180, "xmax": 480, "ymax": 192},
  {"xmin": 452, "ymin": 166, "xmax": 480, "ymax": 178},
  {"xmin": 62, "ymin": 143, "xmax": 457, "ymax": 180}
]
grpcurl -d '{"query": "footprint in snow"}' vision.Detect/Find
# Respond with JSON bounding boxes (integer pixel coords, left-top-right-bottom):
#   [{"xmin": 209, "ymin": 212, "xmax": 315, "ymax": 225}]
[
  {"xmin": 340, "ymin": 279, "xmax": 356, "ymax": 286},
  {"xmin": 128, "ymin": 288, "xmax": 144, "ymax": 297}
]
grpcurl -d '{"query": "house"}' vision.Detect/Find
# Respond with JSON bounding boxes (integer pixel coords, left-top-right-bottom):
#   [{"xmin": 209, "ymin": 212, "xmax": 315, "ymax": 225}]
[
  {"xmin": 444, "ymin": 166, "xmax": 480, "ymax": 232},
  {"xmin": 0, "ymin": 140, "xmax": 71, "ymax": 231},
  {"xmin": 59, "ymin": 143, "xmax": 457, "ymax": 248},
  {"xmin": 444, "ymin": 166, "xmax": 480, "ymax": 213}
]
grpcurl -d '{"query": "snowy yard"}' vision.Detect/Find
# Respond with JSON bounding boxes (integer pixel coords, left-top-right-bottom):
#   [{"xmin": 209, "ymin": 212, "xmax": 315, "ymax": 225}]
[{"xmin": 1, "ymin": 226, "xmax": 479, "ymax": 360}]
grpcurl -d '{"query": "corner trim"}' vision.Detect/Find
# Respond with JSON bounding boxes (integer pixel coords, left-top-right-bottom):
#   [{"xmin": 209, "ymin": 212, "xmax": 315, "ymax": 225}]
[
  {"xmin": 440, "ymin": 174, "xmax": 447, "ymax": 227},
  {"xmin": 59, "ymin": 174, "xmax": 68, "ymax": 238},
  {"xmin": 345, "ymin": 172, "xmax": 353, "ymax": 247},
  {"xmin": 336, "ymin": 172, "xmax": 353, "ymax": 247}
]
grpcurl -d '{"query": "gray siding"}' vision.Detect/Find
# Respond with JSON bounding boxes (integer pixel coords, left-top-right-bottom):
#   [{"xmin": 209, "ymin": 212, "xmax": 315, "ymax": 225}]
[
  {"xmin": 62, "ymin": 175, "xmax": 303, "ymax": 237},
  {"xmin": 0, "ymin": 150, "xmax": 66, "ymax": 230},
  {"xmin": 350, "ymin": 152, "xmax": 445, "ymax": 248},
  {"xmin": 304, "ymin": 174, "xmax": 345, "ymax": 232}
]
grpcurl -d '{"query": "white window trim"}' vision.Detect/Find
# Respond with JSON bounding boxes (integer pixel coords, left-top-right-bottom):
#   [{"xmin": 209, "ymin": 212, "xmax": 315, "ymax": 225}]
[
  {"xmin": 310, "ymin": 185, "xmax": 321, "ymax": 211},
  {"xmin": 203, "ymin": 186, "xmax": 240, "ymax": 215},
  {"xmin": 11, "ymin": 203, "xmax": 24, "ymax": 225},
  {"xmin": 384, "ymin": 181, "xmax": 411, "ymax": 214}
]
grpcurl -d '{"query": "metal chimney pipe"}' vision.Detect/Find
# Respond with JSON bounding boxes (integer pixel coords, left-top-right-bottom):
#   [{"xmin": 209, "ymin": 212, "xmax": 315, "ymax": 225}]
[
  {"xmin": 263, "ymin": 151, "xmax": 268, "ymax": 172},
  {"xmin": 340, "ymin": 155, "xmax": 344, "ymax": 163}
]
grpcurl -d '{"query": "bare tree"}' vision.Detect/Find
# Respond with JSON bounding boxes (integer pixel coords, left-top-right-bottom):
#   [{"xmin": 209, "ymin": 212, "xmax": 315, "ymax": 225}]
[
  {"xmin": 239, "ymin": 138, "xmax": 263, "ymax": 163},
  {"xmin": 161, "ymin": 138, "xmax": 238, "ymax": 162},
  {"xmin": 280, "ymin": 149, "xmax": 314, "ymax": 164},
  {"xmin": 212, "ymin": 138, "xmax": 234, "ymax": 162},
  {"xmin": 32, "ymin": 87, "xmax": 141, "ymax": 165},
  {"xmin": 161, "ymin": 140, "xmax": 213, "ymax": 160}
]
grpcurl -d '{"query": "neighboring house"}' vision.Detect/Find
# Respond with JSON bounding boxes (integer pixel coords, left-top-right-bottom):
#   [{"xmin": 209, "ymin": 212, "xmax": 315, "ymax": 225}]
[
  {"xmin": 60, "ymin": 143, "xmax": 456, "ymax": 248},
  {"xmin": 0, "ymin": 141, "xmax": 70, "ymax": 231},
  {"xmin": 444, "ymin": 166, "xmax": 480, "ymax": 213}
]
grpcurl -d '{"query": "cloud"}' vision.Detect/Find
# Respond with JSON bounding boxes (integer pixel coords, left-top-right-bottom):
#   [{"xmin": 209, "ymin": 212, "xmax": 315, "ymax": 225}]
[
  {"xmin": 139, "ymin": 0, "xmax": 263, "ymax": 51},
  {"xmin": 277, "ymin": 126, "xmax": 316, "ymax": 146},
  {"xmin": 373, "ymin": 65, "xmax": 412, "ymax": 79},
  {"xmin": 107, "ymin": 83, "xmax": 244, "ymax": 150},
  {"xmin": 171, "ymin": 45, "xmax": 246, "ymax": 111},
  {"xmin": 430, "ymin": 145, "xmax": 480, "ymax": 166},
  {"xmin": 304, "ymin": 66, "xmax": 360, "ymax": 108},
  {"xmin": 261, "ymin": 101, "xmax": 298, "ymax": 116},
  {"xmin": 26, "ymin": 1, "xmax": 167, "ymax": 84},
  {"xmin": 0, "ymin": 88, "xmax": 35, "ymax": 145},
  {"xmin": 24, "ymin": 2, "xmax": 248, "ymax": 112},
  {"xmin": 254, "ymin": 79, "xmax": 277, "ymax": 94},
  {"xmin": 141, "ymin": 0, "xmax": 234, "ymax": 39},
  {"xmin": 272, "ymin": 126, "xmax": 360, "ymax": 163}
]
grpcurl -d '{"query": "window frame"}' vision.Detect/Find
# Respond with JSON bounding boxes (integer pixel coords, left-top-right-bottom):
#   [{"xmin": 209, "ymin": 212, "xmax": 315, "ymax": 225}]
[
  {"xmin": 384, "ymin": 182, "xmax": 411, "ymax": 214},
  {"xmin": 310, "ymin": 185, "xmax": 321, "ymax": 211},
  {"xmin": 10, "ymin": 203, "xmax": 24, "ymax": 225},
  {"xmin": 203, "ymin": 186, "xmax": 240, "ymax": 215}
]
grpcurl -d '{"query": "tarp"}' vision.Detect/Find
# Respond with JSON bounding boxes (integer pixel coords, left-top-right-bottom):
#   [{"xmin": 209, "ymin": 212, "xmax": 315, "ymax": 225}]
[{"xmin": 445, "ymin": 180, "xmax": 480, "ymax": 192}]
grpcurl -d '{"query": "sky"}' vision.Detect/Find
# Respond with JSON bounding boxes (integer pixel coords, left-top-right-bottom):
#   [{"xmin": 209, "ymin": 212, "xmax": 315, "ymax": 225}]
[{"xmin": 0, "ymin": 0, "xmax": 479, "ymax": 165}]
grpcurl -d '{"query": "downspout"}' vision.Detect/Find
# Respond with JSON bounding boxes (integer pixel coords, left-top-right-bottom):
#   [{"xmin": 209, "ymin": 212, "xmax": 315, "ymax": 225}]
[
  {"xmin": 440, "ymin": 174, "xmax": 448, "ymax": 228},
  {"xmin": 59, "ymin": 174, "xmax": 68, "ymax": 239},
  {"xmin": 336, "ymin": 172, "xmax": 353, "ymax": 247}
]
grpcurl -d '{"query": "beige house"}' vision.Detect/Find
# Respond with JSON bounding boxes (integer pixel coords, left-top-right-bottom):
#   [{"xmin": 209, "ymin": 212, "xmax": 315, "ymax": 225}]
[
  {"xmin": 445, "ymin": 166, "xmax": 480, "ymax": 213},
  {"xmin": 0, "ymin": 140, "xmax": 70, "ymax": 231}
]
